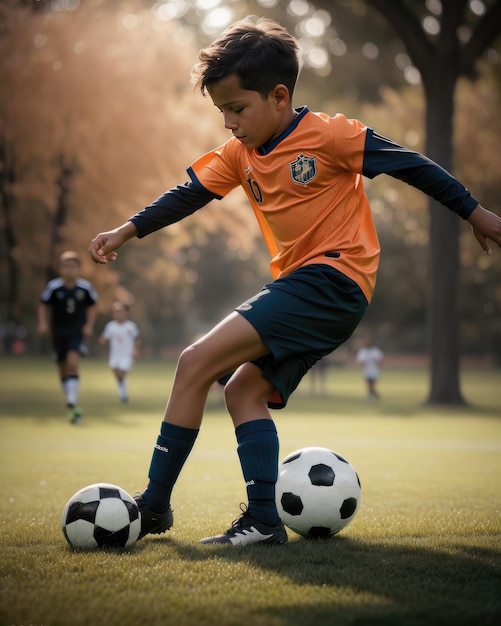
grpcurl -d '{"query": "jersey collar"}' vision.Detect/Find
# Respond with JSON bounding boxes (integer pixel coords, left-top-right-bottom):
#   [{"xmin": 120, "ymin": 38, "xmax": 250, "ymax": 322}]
[{"xmin": 257, "ymin": 106, "xmax": 309, "ymax": 156}]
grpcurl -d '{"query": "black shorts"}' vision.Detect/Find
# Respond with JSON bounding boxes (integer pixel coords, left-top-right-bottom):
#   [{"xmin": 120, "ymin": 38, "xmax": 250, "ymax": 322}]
[
  {"xmin": 236, "ymin": 265, "xmax": 368, "ymax": 409},
  {"xmin": 52, "ymin": 334, "xmax": 88, "ymax": 363}
]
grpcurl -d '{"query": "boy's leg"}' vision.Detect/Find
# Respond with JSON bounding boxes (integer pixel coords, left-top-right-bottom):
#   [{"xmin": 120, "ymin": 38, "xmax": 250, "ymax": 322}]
[
  {"xmin": 113, "ymin": 368, "xmax": 128, "ymax": 401},
  {"xmin": 200, "ymin": 266, "xmax": 366, "ymax": 545},
  {"xmin": 63, "ymin": 374, "xmax": 79, "ymax": 405},
  {"xmin": 142, "ymin": 421, "xmax": 199, "ymax": 513},
  {"xmin": 59, "ymin": 349, "xmax": 82, "ymax": 423},
  {"xmin": 163, "ymin": 312, "xmax": 270, "ymax": 428},
  {"xmin": 137, "ymin": 311, "xmax": 271, "ymax": 538},
  {"xmin": 199, "ymin": 363, "xmax": 288, "ymax": 546},
  {"xmin": 136, "ymin": 421, "xmax": 198, "ymax": 538},
  {"xmin": 236, "ymin": 418, "xmax": 280, "ymax": 526}
]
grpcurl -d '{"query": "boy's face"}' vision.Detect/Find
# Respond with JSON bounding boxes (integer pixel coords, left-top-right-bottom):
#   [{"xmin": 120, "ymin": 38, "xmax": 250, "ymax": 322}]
[
  {"xmin": 209, "ymin": 74, "xmax": 293, "ymax": 150},
  {"xmin": 112, "ymin": 305, "xmax": 128, "ymax": 322},
  {"xmin": 59, "ymin": 259, "xmax": 80, "ymax": 281}
]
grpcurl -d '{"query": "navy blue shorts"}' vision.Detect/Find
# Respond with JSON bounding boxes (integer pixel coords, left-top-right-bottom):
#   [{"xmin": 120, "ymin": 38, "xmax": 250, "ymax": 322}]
[
  {"xmin": 236, "ymin": 265, "xmax": 368, "ymax": 409},
  {"xmin": 52, "ymin": 333, "xmax": 88, "ymax": 363}
]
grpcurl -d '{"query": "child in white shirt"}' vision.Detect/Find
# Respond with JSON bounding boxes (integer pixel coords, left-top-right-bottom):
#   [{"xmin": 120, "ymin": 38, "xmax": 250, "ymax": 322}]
[
  {"xmin": 357, "ymin": 337, "xmax": 384, "ymax": 399},
  {"xmin": 100, "ymin": 301, "xmax": 140, "ymax": 402}
]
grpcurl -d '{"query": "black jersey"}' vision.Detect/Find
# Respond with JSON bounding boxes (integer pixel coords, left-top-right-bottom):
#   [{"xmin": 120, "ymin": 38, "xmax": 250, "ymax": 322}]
[{"xmin": 40, "ymin": 278, "xmax": 98, "ymax": 337}]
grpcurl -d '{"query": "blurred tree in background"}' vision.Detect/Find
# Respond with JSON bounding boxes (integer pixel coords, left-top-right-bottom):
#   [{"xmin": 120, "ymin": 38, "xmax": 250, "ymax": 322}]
[
  {"xmin": 361, "ymin": 0, "xmax": 501, "ymax": 402},
  {"xmin": 0, "ymin": 1, "xmax": 500, "ymax": 399},
  {"xmin": 0, "ymin": 0, "xmax": 264, "ymax": 353}
]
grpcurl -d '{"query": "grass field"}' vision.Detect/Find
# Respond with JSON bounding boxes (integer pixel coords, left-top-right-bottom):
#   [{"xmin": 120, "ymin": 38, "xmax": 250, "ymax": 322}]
[{"xmin": 1, "ymin": 356, "xmax": 500, "ymax": 626}]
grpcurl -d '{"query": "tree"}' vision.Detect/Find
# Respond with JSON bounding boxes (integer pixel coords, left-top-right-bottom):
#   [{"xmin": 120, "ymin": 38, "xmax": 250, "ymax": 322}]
[
  {"xmin": 312, "ymin": 0, "xmax": 501, "ymax": 403},
  {"xmin": 0, "ymin": 136, "xmax": 19, "ymax": 323},
  {"xmin": 353, "ymin": 70, "xmax": 501, "ymax": 361},
  {"xmin": 367, "ymin": 0, "xmax": 501, "ymax": 403},
  {"xmin": 0, "ymin": 0, "xmax": 264, "ymax": 349}
]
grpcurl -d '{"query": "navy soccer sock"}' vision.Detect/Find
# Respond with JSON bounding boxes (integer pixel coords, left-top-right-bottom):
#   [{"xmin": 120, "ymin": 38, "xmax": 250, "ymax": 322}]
[
  {"xmin": 236, "ymin": 419, "xmax": 280, "ymax": 526},
  {"xmin": 142, "ymin": 421, "xmax": 198, "ymax": 513}
]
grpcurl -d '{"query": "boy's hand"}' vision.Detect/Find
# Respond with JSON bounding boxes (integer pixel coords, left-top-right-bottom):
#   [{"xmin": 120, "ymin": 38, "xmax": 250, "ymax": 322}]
[
  {"xmin": 37, "ymin": 321, "xmax": 48, "ymax": 336},
  {"xmin": 89, "ymin": 222, "xmax": 137, "ymax": 264},
  {"xmin": 82, "ymin": 323, "xmax": 94, "ymax": 338},
  {"xmin": 467, "ymin": 205, "xmax": 501, "ymax": 255},
  {"xmin": 89, "ymin": 230, "xmax": 122, "ymax": 264}
]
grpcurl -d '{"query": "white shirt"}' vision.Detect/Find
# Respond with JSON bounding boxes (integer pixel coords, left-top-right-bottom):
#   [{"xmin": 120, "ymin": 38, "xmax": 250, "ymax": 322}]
[
  {"xmin": 356, "ymin": 346, "xmax": 384, "ymax": 380},
  {"xmin": 102, "ymin": 320, "xmax": 140, "ymax": 369}
]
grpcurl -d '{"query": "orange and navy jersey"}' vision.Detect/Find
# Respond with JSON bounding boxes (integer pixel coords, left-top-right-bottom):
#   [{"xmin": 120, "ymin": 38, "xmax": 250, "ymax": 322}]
[
  {"xmin": 131, "ymin": 107, "xmax": 478, "ymax": 304},
  {"xmin": 188, "ymin": 109, "xmax": 379, "ymax": 301}
]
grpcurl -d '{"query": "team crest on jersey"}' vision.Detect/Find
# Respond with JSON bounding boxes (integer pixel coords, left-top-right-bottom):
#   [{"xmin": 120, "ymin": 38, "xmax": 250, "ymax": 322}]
[{"xmin": 289, "ymin": 153, "xmax": 317, "ymax": 185}]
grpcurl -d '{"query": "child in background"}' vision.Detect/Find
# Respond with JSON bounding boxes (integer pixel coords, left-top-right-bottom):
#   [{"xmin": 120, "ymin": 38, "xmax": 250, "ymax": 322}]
[
  {"xmin": 356, "ymin": 337, "xmax": 384, "ymax": 399},
  {"xmin": 38, "ymin": 250, "xmax": 98, "ymax": 423},
  {"xmin": 100, "ymin": 301, "xmax": 140, "ymax": 403}
]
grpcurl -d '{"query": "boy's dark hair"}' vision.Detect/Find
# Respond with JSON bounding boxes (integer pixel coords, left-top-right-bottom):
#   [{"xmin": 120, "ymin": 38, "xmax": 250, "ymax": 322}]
[{"xmin": 192, "ymin": 17, "xmax": 301, "ymax": 99}]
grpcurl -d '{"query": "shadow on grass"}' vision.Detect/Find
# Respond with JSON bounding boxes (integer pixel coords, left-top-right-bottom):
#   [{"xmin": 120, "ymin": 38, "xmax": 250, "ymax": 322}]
[{"xmin": 148, "ymin": 534, "xmax": 501, "ymax": 626}]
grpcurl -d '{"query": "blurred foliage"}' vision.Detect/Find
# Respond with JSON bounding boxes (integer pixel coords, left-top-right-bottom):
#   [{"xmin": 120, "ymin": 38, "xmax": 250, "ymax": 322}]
[
  {"xmin": 0, "ymin": 0, "xmax": 500, "ymax": 359},
  {"xmin": 0, "ymin": 0, "xmax": 264, "ymax": 351},
  {"xmin": 342, "ymin": 65, "xmax": 501, "ymax": 356}
]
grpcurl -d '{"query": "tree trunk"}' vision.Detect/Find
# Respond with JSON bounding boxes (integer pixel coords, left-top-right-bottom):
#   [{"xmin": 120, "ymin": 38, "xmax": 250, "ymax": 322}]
[
  {"xmin": 364, "ymin": 0, "xmax": 475, "ymax": 404},
  {"xmin": 0, "ymin": 137, "xmax": 20, "ymax": 323},
  {"xmin": 423, "ymin": 43, "xmax": 464, "ymax": 404},
  {"xmin": 46, "ymin": 155, "xmax": 74, "ymax": 280}
]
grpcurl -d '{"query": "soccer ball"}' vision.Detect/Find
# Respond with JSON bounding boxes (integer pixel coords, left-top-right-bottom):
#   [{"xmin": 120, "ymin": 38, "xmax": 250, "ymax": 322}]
[
  {"xmin": 276, "ymin": 446, "xmax": 361, "ymax": 538},
  {"xmin": 61, "ymin": 483, "xmax": 141, "ymax": 550}
]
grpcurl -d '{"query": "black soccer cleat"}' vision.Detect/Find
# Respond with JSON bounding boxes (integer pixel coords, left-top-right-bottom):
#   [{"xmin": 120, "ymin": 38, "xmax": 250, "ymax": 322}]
[
  {"xmin": 199, "ymin": 504, "xmax": 288, "ymax": 546},
  {"xmin": 134, "ymin": 493, "xmax": 173, "ymax": 539}
]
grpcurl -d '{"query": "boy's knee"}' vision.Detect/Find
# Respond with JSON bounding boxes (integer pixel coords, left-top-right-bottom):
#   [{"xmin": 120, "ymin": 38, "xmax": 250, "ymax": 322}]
[
  {"xmin": 223, "ymin": 377, "xmax": 240, "ymax": 412},
  {"xmin": 177, "ymin": 344, "xmax": 202, "ymax": 374},
  {"xmin": 176, "ymin": 344, "xmax": 219, "ymax": 385},
  {"xmin": 224, "ymin": 374, "xmax": 272, "ymax": 416}
]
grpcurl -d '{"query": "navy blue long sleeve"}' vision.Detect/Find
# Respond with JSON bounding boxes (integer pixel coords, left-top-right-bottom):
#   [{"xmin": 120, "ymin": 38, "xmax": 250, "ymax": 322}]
[
  {"xmin": 130, "ymin": 180, "xmax": 219, "ymax": 238},
  {"xmin": 363, "ymin": 129, "xmax": 478, "ymax": 219}
]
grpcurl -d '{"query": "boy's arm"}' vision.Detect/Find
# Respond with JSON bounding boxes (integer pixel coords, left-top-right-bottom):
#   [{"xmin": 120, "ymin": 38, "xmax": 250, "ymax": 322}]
[
  {"xmin": 37, "ymin": 302, "xmax": 49, "ymax": 335},
  {"xmin": 89, "ymin": 220, "xmax": 137, "ymax": 264},
  {"xmin": 363, "ymin": 129, "xmax": 478, "ymax": 218},
  {"xmin": 363, "ymin": 129, "xmax": 501, "ymax": 252},
  {"xmin": 89, "ymin": 180, "xmax": 217, "ymax": 264},
  {"xmin": 131, "ymin": 180, "xmax": 218, "ymax": 237},
  {"xmin": 99, "ymin": 323, "xmax": 110, "ymax": 345},
  {"xmin": 133, "ymin": 335, "xmax": 141, "ymax": 359},
  {"xmin": 467, "ymin": 204, "xmax": 501, "ymax": 255},
  {"xmin": 83, "ymin": 304, "xmax": 98, "ymax": 338}
]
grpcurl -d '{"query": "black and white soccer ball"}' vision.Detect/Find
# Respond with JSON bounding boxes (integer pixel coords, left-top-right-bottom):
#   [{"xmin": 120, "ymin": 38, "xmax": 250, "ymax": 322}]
[
  {"xmin": 61, "ymin": 483, "xmax": 141, "ymax": 550},
  {"xmin": 276, "ymin": 446, "xmax": 361, "ymax": 538}
]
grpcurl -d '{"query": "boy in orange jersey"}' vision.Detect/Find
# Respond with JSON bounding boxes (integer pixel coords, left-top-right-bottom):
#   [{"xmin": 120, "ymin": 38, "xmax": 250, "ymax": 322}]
[{"xmin": 89, "ymin": 18, "xmax": 501, "ymax": 546}]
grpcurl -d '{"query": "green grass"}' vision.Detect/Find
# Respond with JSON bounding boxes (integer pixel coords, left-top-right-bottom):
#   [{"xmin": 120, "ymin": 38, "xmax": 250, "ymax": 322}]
[{"xmin": 0, "ymin": 357, "xmax": 500, "ymax": 626}]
